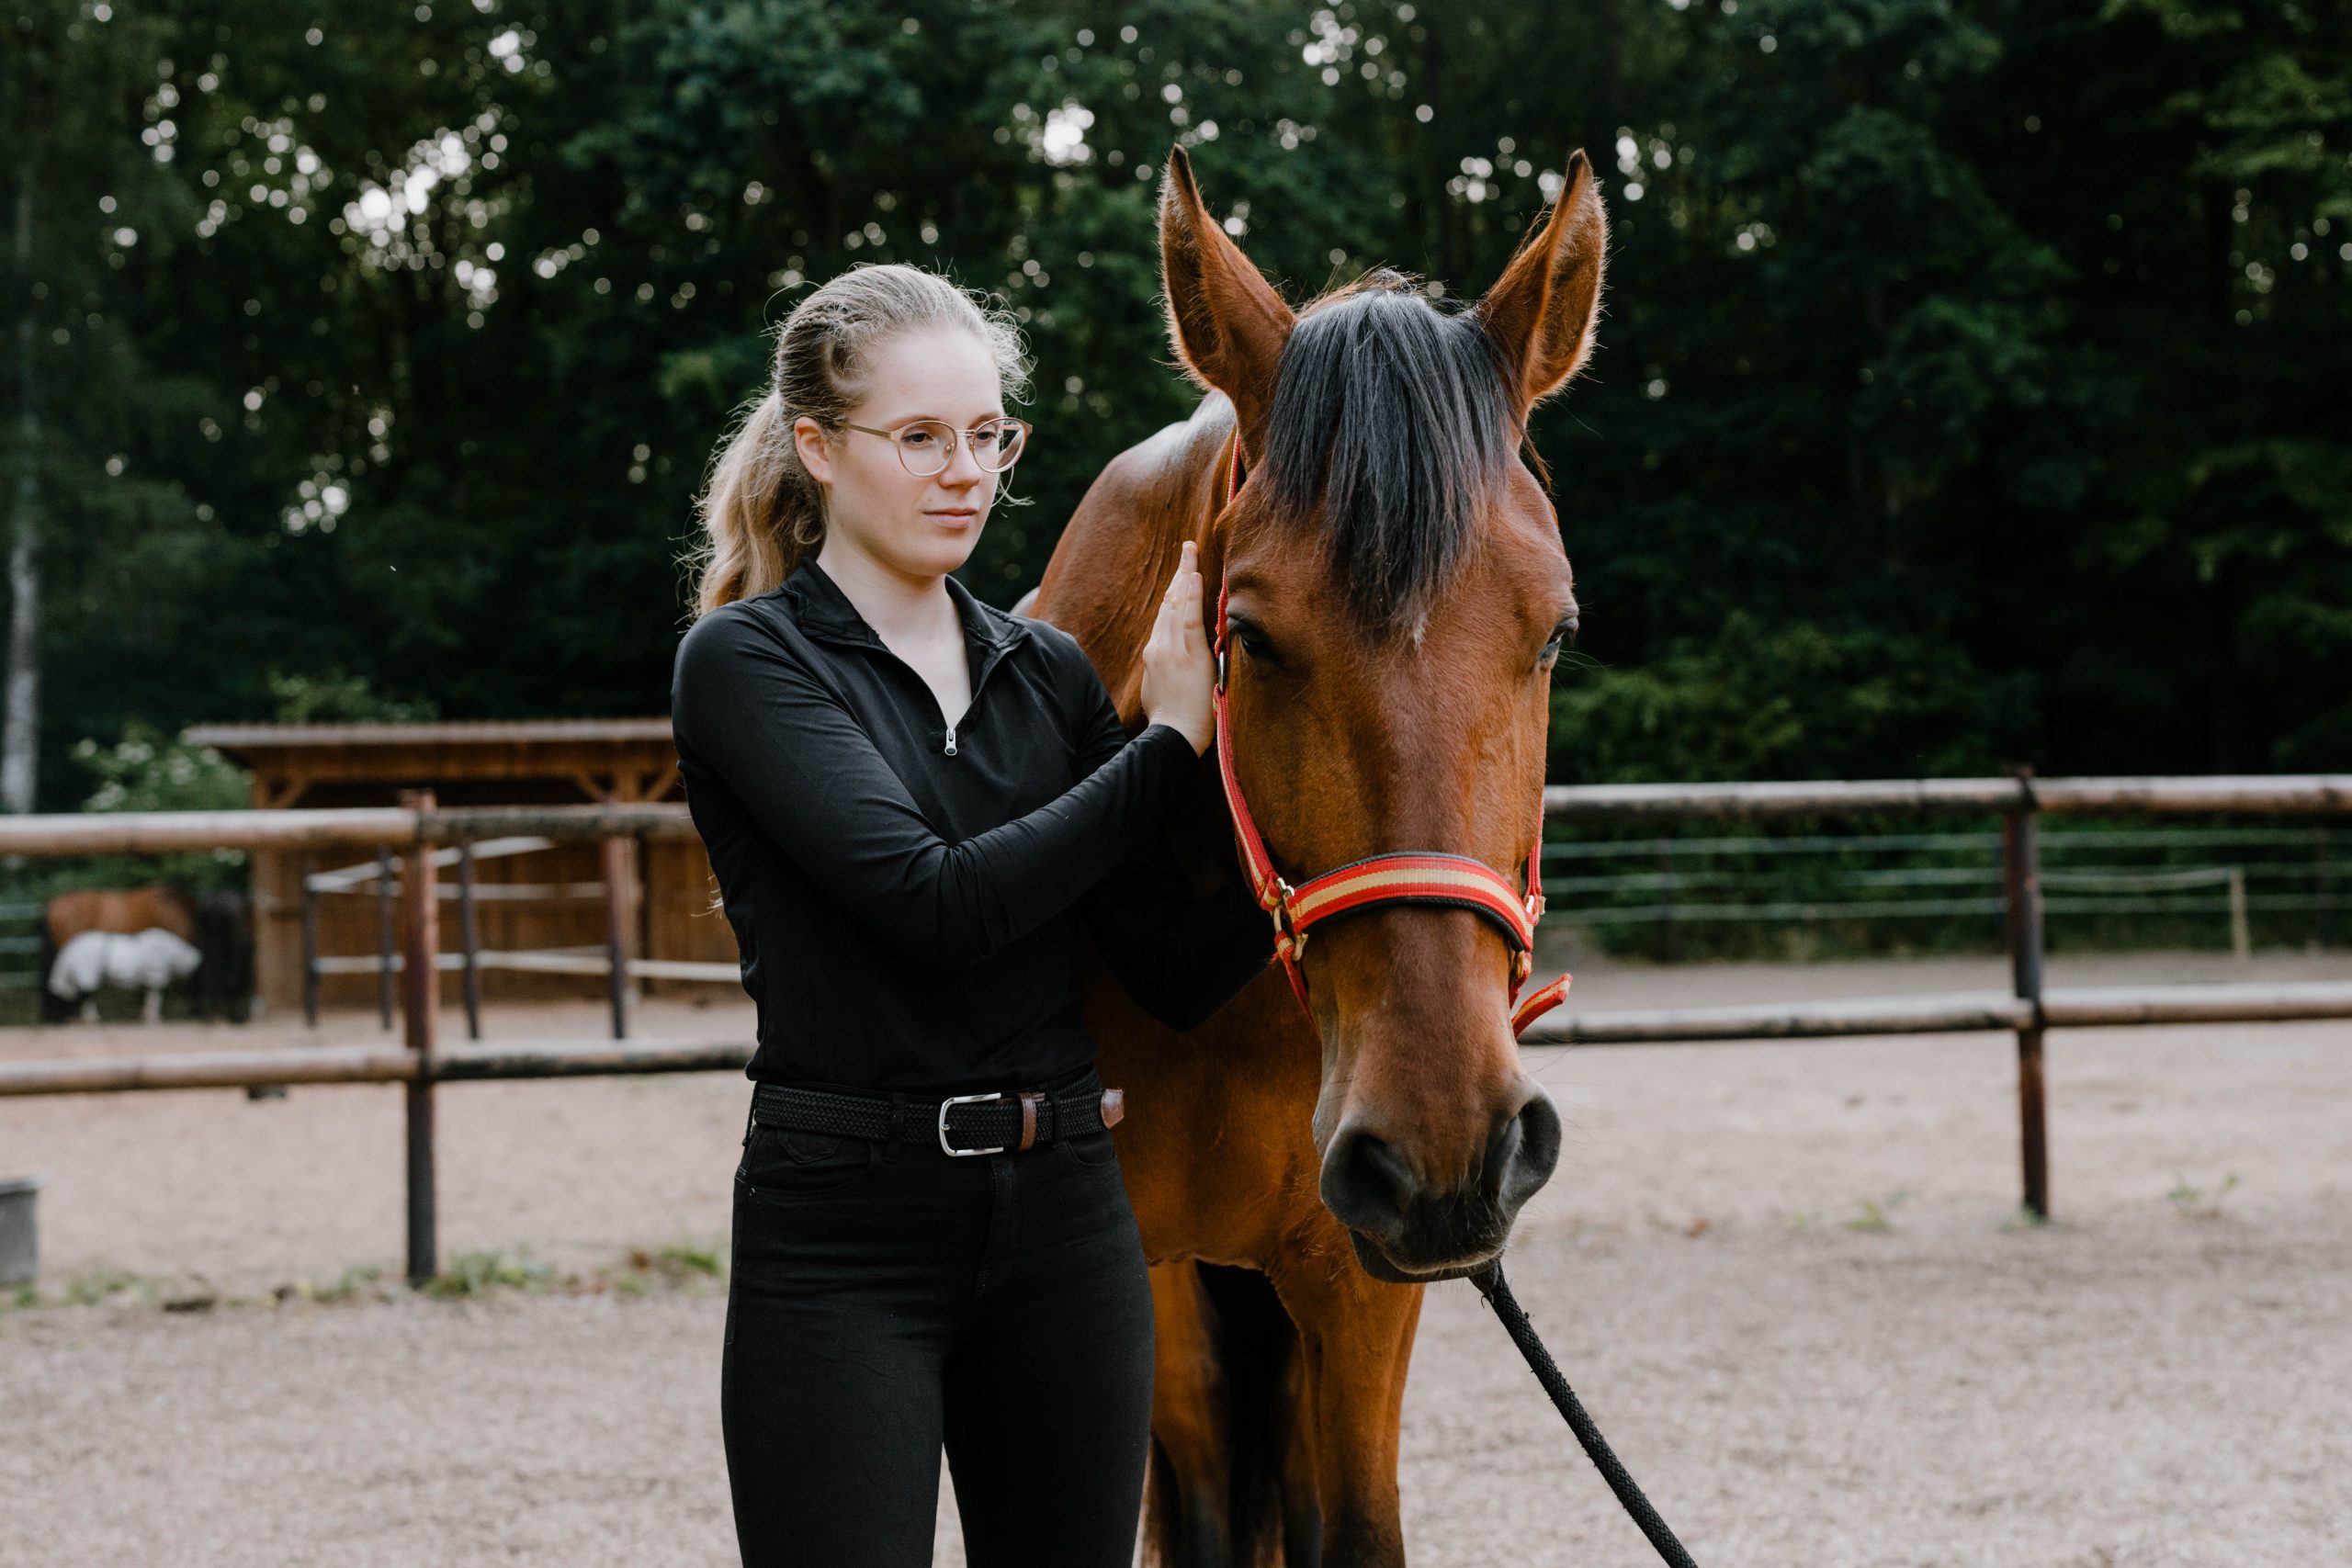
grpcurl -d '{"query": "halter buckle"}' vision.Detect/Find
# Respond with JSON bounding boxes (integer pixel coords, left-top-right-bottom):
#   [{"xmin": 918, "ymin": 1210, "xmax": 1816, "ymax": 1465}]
[{"xmin": 1263, "ymin": 874, "xmax": 1307, "ymax": 959}]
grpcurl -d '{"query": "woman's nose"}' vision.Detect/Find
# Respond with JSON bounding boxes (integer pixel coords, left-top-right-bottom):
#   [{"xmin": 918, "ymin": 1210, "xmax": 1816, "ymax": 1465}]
[{"xmin": 937, "ymin": 436, "xmax": 987, "ymax": 487}]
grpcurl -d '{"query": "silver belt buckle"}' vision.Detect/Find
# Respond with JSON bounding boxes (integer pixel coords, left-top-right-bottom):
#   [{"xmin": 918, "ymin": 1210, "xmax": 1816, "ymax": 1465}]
[{"xmin": 938, "ymin": 1091, "xmax": 1007, "ymax": 1156}]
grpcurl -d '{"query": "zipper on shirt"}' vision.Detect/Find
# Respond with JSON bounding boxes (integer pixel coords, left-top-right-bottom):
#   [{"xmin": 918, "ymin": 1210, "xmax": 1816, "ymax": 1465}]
[{"xmin": 791, "ymin": 590, "xmax": 1011, "ymax": 761}]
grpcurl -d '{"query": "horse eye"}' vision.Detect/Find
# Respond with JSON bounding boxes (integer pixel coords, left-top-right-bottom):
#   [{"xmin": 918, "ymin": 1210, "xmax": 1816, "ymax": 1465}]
[
  {"xmin": 1540, "ymin": 614, "xmax": 1578, "ymax": 664},
  {"xmin": 1231, "ymin": 623, "xmax": 1278, "ymax": 664}
]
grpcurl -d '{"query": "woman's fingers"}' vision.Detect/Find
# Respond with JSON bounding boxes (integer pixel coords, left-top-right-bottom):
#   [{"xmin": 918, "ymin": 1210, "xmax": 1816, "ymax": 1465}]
[
  {"xmin": 1167, "ymin": 542, "xmax": 1197, "ymax": 634},
  {"xmin": 1155, "ymin": 541, "xmax": 1195, "ymax": 649},
  {"xmin": 1153, "ymin": 570, "xmax": 1178, "ymax": 650}
]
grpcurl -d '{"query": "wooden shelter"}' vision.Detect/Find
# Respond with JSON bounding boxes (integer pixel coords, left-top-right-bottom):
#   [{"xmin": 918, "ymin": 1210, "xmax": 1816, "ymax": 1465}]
[{"xmin": 181, "ymin": 718, "xmax": 738, "ymax": 1017}]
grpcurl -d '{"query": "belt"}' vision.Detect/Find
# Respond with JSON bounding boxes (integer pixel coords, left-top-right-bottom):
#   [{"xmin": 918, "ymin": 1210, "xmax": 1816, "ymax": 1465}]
[{"xmin": 750, "ymin": 1078, "xmax": 1128, "ymax": 1157}]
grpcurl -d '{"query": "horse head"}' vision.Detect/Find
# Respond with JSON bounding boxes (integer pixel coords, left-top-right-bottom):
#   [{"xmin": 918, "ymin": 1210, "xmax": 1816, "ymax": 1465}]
[{"xmin": 1160, "ymin": 146, "xmax": 1608, "ymax": 1281}]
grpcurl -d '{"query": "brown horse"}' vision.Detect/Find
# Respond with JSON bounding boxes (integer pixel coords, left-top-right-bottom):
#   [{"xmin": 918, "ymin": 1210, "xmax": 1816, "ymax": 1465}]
[{"xmin": 1030, "ymin": 149, "xmax": 1608, "ymax": 1565}]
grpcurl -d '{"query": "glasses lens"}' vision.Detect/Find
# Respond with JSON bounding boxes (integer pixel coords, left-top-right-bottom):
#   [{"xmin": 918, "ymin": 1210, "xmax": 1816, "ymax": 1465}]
[
  {"xmin": 975, "ymin": 420, "xmax": 1028, "ymax": 472},
  {"xmin": 895, "ymin": 420, "xmax": 955, "ymax": 478}
]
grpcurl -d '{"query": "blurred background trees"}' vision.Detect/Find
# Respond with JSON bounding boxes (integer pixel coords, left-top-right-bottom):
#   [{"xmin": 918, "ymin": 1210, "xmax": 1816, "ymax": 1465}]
[{"xmin": 4, "ymin": 0, "xmax": 2346, "ymax": 807}]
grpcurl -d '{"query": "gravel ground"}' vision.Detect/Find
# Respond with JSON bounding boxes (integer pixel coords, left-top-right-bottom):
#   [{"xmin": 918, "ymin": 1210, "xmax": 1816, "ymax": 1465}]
[{"xmin": 3, "ymin": 951, "xmax": 2347, "ymax": 1565}]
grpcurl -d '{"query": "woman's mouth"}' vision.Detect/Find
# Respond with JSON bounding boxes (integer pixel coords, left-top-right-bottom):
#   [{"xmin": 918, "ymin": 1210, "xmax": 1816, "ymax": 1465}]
[{"xmin": 926, "ymin": 508, "xmax": 979, "ymax": 529}]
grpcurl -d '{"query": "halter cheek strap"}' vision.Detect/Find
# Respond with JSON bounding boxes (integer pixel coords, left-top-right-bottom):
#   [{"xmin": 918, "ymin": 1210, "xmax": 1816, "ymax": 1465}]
[{"xmin": 1207, "ymin": 433, "xmax": 1571, "ymax": 1038}]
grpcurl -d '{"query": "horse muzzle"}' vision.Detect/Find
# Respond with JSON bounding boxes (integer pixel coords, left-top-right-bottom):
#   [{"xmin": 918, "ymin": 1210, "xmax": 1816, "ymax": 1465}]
[{"xmin": 1317, "ymin": 1089, "xmax": 1563, "ymax": 1280}]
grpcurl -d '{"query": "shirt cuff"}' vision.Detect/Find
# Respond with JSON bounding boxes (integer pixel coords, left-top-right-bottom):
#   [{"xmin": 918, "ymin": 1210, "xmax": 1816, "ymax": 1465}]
[{"xmin": 1133, "ymin": 721, "xmax": 1199, "ymax": 771}]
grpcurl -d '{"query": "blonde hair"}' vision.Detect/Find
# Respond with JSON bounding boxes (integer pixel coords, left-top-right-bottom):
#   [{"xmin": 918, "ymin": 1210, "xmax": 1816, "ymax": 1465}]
[{"xmin": 684, "ymin": 264, "xmax": 1029, "ymax": 616}]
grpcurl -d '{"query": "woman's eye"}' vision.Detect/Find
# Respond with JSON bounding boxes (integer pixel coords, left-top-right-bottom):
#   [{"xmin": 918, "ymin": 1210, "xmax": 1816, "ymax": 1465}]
[{"xmin": 900, "ymin": 430, "xmax": 936, "ymax": 447}]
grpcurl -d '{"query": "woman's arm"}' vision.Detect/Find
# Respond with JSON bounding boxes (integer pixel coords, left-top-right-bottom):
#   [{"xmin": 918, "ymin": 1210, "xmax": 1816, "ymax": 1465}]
[
  {"xmin": 672, "ymin": 605, "xmax": 1195, "ymax": 966},
  {"xmin": 1066, "ymin": 656, "xmax": 1273, "ymax": 1032}
]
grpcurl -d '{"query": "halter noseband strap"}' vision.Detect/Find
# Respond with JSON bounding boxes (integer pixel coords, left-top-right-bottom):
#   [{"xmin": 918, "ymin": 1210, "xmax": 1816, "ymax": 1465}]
[{"xmin": 1207, "ymin": 432, "xmax": 1571, "ymax": 1038}]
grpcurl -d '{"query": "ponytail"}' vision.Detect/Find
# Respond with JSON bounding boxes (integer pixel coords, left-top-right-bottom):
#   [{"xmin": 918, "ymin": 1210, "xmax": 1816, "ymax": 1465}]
[{"xmin": 690, "ymin": 389, "xmax": 824, "ymax": 615}]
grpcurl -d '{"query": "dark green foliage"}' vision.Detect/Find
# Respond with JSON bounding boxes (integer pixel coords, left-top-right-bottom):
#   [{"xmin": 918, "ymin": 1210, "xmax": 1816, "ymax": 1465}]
[{"xmin": 4, "ymin": 0, "xmax": 2346, "ymax": 807}]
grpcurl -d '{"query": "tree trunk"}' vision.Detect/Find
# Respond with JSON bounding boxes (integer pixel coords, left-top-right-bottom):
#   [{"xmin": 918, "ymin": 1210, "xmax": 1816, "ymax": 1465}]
[{"xmin": 5, "ymin": 175, "xmax": 40, "ymax": 816}]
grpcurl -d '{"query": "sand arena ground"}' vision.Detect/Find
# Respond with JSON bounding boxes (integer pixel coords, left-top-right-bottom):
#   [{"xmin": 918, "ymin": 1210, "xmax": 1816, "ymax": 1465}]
[{"xmin": 3, "ymin": 950, "xmax": 2346, "ymax": 1565}]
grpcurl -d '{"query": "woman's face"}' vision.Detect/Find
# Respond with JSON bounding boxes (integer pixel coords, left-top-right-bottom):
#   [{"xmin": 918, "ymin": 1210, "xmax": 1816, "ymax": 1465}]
[{"xmin": 797, "ymin": 325, "xmax": 1008, "ymax": 581}]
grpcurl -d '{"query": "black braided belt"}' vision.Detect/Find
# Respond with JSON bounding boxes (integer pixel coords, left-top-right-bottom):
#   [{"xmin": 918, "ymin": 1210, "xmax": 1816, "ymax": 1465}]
[{"xmin": 751, "ymin": 1079, "xmax": 1126, "ymax": 1157}]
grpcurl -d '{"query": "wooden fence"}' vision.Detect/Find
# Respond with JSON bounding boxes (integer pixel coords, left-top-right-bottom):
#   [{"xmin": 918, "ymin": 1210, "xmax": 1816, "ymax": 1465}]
[{"xmin": 2, "ymin": 773, "xmax": 2346, "ymax": 1284}]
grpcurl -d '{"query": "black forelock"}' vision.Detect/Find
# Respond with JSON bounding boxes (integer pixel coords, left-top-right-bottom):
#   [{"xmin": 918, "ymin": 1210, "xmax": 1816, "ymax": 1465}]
[{"xmin": 1259, "ymin": 275, "xmax": 1516, "ymax": 632}]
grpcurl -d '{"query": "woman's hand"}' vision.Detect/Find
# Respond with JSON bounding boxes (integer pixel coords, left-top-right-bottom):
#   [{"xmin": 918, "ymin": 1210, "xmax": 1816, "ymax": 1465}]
[{"xmin": 1140, "ymin": 539, "xmax": 1216, "ymax": 755}]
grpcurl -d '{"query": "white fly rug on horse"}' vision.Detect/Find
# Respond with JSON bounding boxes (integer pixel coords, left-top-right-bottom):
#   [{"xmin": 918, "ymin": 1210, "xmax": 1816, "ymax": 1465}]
[{"xmin": 49, "ymin": 927, "xmax": 203, "ymax": 1023}]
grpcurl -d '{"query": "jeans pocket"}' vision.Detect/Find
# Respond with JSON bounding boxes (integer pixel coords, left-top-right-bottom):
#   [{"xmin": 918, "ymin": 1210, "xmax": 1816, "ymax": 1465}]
[
  {"xmin": 738, "ymin": 1126, "xmax": 878, "ymax": 1204},
  {"xmin": 1057, "ymin": 1126, "xmax": 1122, "ymax": 1169}
]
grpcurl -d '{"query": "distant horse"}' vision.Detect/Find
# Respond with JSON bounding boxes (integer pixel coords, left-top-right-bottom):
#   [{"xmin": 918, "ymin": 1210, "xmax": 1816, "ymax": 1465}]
[
  {"xmin": 40, "ymin": 885, "xmax": 198, "ymax": 1024},
  {"xmin": 49, "ymin": 928, "xmax": 203, "ymax": 1022},
  {"xmin": 1031, "ymin": 149, "xmax": 1607, "ymax": 1564},
  {"xmin": 189, "ymin": 887, "xmax": 257, "ymax": 1022}
]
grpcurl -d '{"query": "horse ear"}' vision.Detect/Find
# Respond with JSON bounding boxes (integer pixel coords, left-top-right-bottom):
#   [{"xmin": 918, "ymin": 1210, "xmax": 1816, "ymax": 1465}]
[
  {"xmin": 1159, "ymin": 146, "xmax": 1295, "ymax": 445},
  {"xmin": 1473, "ymin": 149, "xmax": 1609, "ymax": 420}
]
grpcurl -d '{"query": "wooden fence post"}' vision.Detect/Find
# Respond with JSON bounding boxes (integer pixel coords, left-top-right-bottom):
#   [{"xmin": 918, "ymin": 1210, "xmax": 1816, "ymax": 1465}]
[
  {"xmin": 300, "ymin": 868, "xmax": 321, "ymax": 1029},
  {"xmin": 399, "ymin": 789, "xmax": 440, "ymax": 1288},
  {"xmin": 457, "ymin": 840, "xmax": 483, "ymax": 1041},
  {"xmin": 2226, "ymin": 867, "xmax": 2251, "ymax": 961},
  {"xmin": 601, "ymin": 833, "xmax": 637, "ymax": 1041},
  {"xmin": 375, "ymin": 849, "xmax": 397, "ymax": 1031},
  {"xmin": 2001, "ymin": 773, "xmax": 2050, "ymax": 1220}
]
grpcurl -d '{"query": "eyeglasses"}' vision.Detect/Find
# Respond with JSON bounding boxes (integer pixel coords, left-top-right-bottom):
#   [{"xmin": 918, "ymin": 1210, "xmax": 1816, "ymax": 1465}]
[{"xmin": 838, "ymin": 416, "xmax": 1031, "ymax": 478}]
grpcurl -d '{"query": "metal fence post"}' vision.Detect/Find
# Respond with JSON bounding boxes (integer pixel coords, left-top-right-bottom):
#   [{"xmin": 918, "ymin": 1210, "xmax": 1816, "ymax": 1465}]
[
  {"xmin": 2001, "ymin": 773, "xmax": 2050, "ymax": 1220},
  {"xmin": 399, "ymin": 790, "xmax": 440, "ymax": 1288}
]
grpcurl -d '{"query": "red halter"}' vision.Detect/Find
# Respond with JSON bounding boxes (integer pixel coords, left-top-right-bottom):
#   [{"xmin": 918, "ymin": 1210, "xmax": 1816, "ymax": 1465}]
[{"xmin": 1206, "ymin": 434, "xmax": 1572, "ymax": 1039}]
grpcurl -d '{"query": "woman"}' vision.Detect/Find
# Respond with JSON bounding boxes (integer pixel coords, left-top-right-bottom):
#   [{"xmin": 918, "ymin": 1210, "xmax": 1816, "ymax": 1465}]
[{"xmin": 670, "ymin": 262, "xmax": 1272, "ymax": 1567}]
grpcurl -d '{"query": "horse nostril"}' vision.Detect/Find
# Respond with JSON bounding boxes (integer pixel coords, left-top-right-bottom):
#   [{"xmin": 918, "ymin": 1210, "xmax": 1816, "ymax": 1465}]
[
  {"xmin": 1491, "ymin": 1091, "xmax": 1563, "ymax": 1213},
  {"xmin": 1319, "ymin": 1125, "xmax": 1419, "ymax": 1238}
]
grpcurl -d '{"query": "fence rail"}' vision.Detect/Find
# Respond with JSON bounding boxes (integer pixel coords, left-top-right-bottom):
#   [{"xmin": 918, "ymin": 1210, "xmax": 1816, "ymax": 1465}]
[
  {"xmin": 1539, "ymin": 774, "xmax": 2352, "ymax": 819},
  {"xmin": 3, "ymin": 773, "xmax": 2347, "ymax": 1283}
]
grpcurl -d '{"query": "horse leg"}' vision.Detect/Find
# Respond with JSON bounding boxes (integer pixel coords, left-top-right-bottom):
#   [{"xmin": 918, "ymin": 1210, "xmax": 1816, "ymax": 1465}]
[
  {"xmin": 1145, "ymin": 1259, "xmax": 1233, "ymax": 1568},
  {"xmin": 1145, "ymin": 1256, "xmax": 1329, "ymax": 1568},
  {"xmin": 1273, "ymin": 1332, "xmax": 1324, "ymax": 1564},
  {"xmin": 1268, "ymin": 1259, "xmax": 1425, "ymax": 1567}
]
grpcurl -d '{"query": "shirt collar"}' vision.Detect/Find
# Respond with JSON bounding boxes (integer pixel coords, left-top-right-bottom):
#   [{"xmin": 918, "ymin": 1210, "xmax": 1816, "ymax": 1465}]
[{"xmin": 782, "ymin": 555, "xmax": 1027, "ymax": 656}]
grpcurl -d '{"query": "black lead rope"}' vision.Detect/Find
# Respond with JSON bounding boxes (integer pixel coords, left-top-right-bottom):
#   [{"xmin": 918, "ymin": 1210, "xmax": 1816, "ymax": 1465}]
[{"xmin": 1469, "ymin": 1261, "xmax": 1701, "ymax": 1568}]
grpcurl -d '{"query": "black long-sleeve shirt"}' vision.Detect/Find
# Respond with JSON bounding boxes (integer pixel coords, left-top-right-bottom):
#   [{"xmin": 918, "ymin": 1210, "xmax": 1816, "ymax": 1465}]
[{"xmin": 670, "ymin": 555, "xmax": 1272, "ymax": 1094}]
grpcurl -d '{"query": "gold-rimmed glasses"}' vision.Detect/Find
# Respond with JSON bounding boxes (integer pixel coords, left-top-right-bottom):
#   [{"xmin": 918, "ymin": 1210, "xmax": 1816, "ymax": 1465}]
[{"xmin": 838, "ymin": 416, "xmax": 1031, "ymax": 478}]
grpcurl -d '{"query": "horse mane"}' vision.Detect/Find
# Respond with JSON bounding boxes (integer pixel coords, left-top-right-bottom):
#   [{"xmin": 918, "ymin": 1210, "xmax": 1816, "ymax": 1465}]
[{"xmin": 1260, "ymin": 269, "xmax": 1517, "ymax": 634}]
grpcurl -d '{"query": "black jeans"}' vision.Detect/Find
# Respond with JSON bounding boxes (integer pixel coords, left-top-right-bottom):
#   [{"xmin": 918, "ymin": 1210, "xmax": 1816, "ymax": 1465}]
[{"xmin": 720, "ymin": 1068, "xmax": 1157, "ymax": 1567}]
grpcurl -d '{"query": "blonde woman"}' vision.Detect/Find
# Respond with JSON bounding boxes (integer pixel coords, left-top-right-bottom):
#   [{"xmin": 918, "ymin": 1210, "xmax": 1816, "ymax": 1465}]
[{"xmin": 671, "ymin": 263, "xmax": 1270, "ymax": 1566}]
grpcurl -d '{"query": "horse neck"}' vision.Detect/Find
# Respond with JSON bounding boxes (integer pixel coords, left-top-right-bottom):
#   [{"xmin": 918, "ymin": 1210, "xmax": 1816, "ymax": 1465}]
[
  {"xmin": 1035, "ymin": 402, "xmax": 1235, "ymax": 708},
  {"xmin": 1021, "ymin": 404, "xmax": 1246, "ymax": 899}
]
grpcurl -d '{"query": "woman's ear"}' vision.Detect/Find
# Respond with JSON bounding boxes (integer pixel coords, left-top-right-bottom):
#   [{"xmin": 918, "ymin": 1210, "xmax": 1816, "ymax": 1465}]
[{"xmin": 793, "ymin": 415, "xmax": 834, "ymax": 487}]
